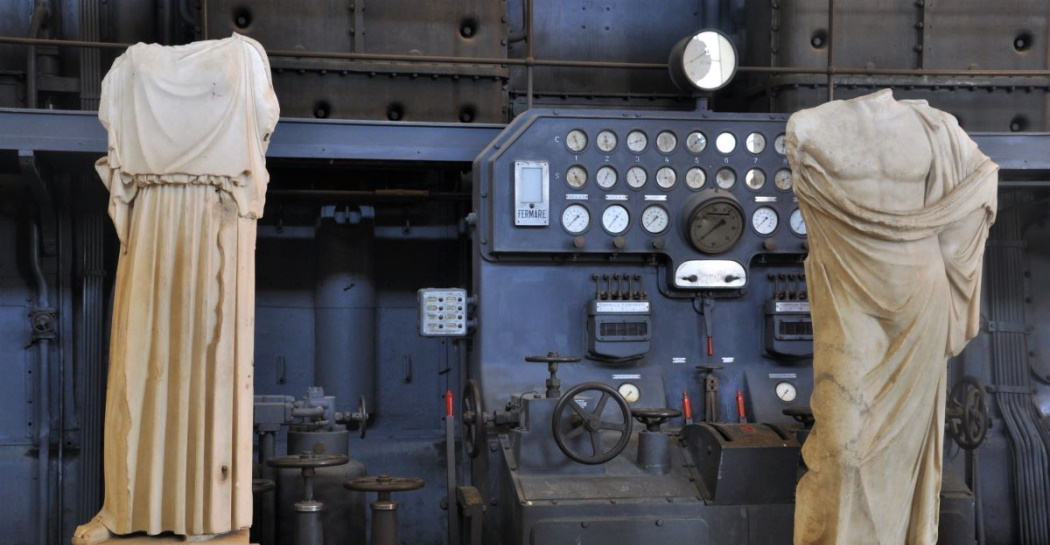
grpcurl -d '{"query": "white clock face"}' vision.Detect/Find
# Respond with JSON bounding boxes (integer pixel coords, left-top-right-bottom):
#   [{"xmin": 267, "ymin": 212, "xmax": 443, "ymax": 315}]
[
  {"xmin": 595, "ymin": 166, "xmax": 618, "ymax": 190},
  {"xmin": 775, "ymin": 381, "xmax": 797, "ymax": 403},
  {"xmin": 602, "ymin": 204, "xmax": 630, "ymax": 235},
  {"xmin": 681, "ymin": 31, "xmax": 738, "ymax": 90},
  {"xmin": 561, "ymin": 204, "xmax": 590, "ymax": 234},
  {"xmin": 626, "ymin": 130, "xmax": 648, "ymax": 153},
  {"xmin": 656, "ymin": 167, "xmax": 677, "ymax": 190},
  {"xmin": 656, "ymin": 131, "xmax": 678, "ymax": 154},
  {"xmin": 596, "ymin": 129, "xmax": 618, "ymax": 152},
  {"xmin": 641, "ymin": 205, "xmax": 670, "ymax": 234},
  {"xmin": 618, "ymin": 382, "xmax": 640, "ymax": 404},
  {"xmin": 566, "ymin": 129, "xmax": 587, "ymax": 152},
  {"xmin": 686, "ymin": 131, "xmax": 707, "ymax": 154},
  {"xmin": 566, "ymin": 165, "xmax": 587, "ymax": 189},
  {"xmin": 626, "ymin": 166, "xmax": 647, "ymax": 189},
  {"xmin": 686, "ymin": 167, "xmax": 706, "ymax": 190},
  {"xmin": 752, "ymin": 206, "xmax": 779, "ymax": 235}
]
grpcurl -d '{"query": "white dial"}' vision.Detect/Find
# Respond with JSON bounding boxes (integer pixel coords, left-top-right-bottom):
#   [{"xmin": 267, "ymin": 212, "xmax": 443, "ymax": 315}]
[
  {"xmin": 790, "ymin": 208, "xmax": 807, "ymax": 236},
  {"xmin": 626, "ymin": 166, "xmax": 647, "ymax": 189},
  {"xmin": 566, "ymin": 129, "xmax": 587, "ymax": 152},
  {"xmin": 602, "ymin": 204, "xmax": 630, "ymax": 235},
  {"xmin": 596, "ymin": 129, "xmax": 618, "ymax": 152},
  {"xmin": 686, "ymin": 131, "xmax": 707, "ymax": 154},
  {"xmin": 745, "ymin": 168, "xmax": 766, "ymax": 191},
  {"xmin": 561, "ymin": 204, "xmax": 590, "ymax": 234},
  {"xmin": 752, "ymin": 206, "xmax": 779, "ymax": 235},
  {"xmin": 626, "ymin": 130, "xmax": 648, "ymax": 153},
  {"xmin": 774, "ymin": 133, "xmax": 787, "ymax": 155},
  {"xmin": 641, "ymin": 205, "xmax": 670, "ymax": 234},
  {"xmin": 618, "ymin": 383, "xmax": 641, "ymax": 404},
  {"xmin": 595, "ymin": 166, "xmax": 618, "ymax": 190},
  {"xmin": 775, "ymin": 381, "xmax": 797, "ymax": 403},
  {"xmin": 656, "ymin": 167, "xmax": 677, "ymax": 190},
  {"xmin": 686, "ymin": 167, "xmax": 706, "ymax": 190},
  {"xmin": 775, "ymin": 169, "xmax": 792, "ymax": 191},
  {"xmin": 715, "ymin": 132, "xmax": 736, "ymax": 154},
  {"xmin": 715, "ymin": 167, "xmax": 736, "ymax": 189},
  {"xmin": 746, "ymin": 132, "xmax": 766, "ymax": 154},
  {"xmin": 566, "ymin": 165, "xmax": 587, "ymax": 189},
  {"xmin": 673, "ymin": 30, "xmax": 738, "ymax": 91},
  {"xmin": 656, "ymin": 131, "xmax": 678, "ymax": 154}
]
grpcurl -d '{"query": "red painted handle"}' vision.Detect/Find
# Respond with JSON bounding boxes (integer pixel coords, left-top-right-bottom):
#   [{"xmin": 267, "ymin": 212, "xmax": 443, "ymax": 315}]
[
  {"xmin": 681, "ymin": 390, "xmax": 693, "ymax": 422},
  {"xmin": 707, "ymin": 337, "xmax": 714, "ymax": 356},
  {"xmin": 445, "ymin": 390, "xmax": 454, "ymax": 417},
  {"xmin": 736, "ymin": 390, "xmax": 746, "ymax": 423}
]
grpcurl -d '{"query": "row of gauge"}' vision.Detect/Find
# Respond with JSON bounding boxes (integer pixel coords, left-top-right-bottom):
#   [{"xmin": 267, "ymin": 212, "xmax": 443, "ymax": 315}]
[
  {"xmin": 562, "ymin": 163, "xmax": 792, "ymax": 192},
  {"xmin": 561, "ymin": 127, "xmax": 784, "ymax": 157},
  {"xmin": 559, "ymin": 202, "xmax": 808, "ymax": 238}
]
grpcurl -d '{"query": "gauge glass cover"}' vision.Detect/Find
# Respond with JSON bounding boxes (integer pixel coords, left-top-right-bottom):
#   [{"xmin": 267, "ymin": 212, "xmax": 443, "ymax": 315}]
[
  {"xmin": 790, "ymin": 208, "xmax": 807, "ymax": 236},
  {"xmin": 745, "ymin": 168, "xmax": 766, "ymax": 191},
  {"xmin": 752, "ymin": 206, "xmax": 779, "ymax": 235},
  {"xmin": 688, "ymin": 198, "xmax": 744, "ymax": 253},
  {"xmin": 602, "ymin": 204, "xmax": 630, "ymax": 235},
  {"xmin": 618, "ymin": 383, "xmax": 641, "ymax": 404},
  {"xmin": 595, "ymin": 166, "xmax": 618, "ymax": 189},
  {"xmin": 715, "ymin": 132, "xmax": 736, "ymax": 154},
  {"xmin": 774, "ymin": 169, "xmax": 792, "ymax": 191},
  {"xmin": 686, "ymin": 131, "xmax": 707, "ymax": 154},
  {"xmin": 626, "ymin": 166, "xmax": 647, "ymax": 189},
  {"xmin": 775, "ymin": 381, "xmax": 797, "ymax": 402},
  {"xmin": 626, "ymin": 130, "xmax": 648, "ymax": 153},
  {"xmin": 679, "ymin": 31, "xmax": 738, "ymax": 91},
  {"xmin": 656, "ymin": 131, "xmax": 678, "ymax": 154},
  {"xmin": 715, "ymin": 167, "xmax": 736, "ymax": 189},
  {"xmin": 774, "ymin": 134, "xmax": 787, "ymax": 156},
  {"xmin": 686, "ymin": 167, "xmax": 707, "ymax": 190},
  {"xmin": 596, "ymin": 130, "xmax": 618, "ymax": 153},
  {"xmin": 566, "ymin": 129, "xmax": 587, "ymax": 152},
  {"xmin": 656, "ymin": 167, "xmax": 677, "ymax": 190},
  {"xmin": 566, "ymin": 165, "xmax": 587, "ymax": 189},
  {"xmin": 561, "ymin": 204, "xmax": 590, "ymax": 234},
  {"xmin": 641, "ymin": 205, "xmax": 670, "ymax": 234},
  {"xmin": 745, "ymin": 132, "xmax": 766, "ymax": 154}
]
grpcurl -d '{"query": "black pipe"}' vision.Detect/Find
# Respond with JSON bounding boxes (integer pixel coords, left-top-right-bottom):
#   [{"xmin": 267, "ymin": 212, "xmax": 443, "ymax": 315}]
[{"xmin": 29, "ymin": 222, "xmax": 51, "ymax": 545}]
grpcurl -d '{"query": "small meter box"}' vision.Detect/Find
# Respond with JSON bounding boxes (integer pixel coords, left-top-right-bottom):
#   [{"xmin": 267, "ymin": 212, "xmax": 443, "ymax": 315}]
[
  {"xmin": 418, "ymin": 288, "xmax": 468, "ymax": 337},
  {"xmin": 587, "ymin": 300, "xmax": 652, "ymax": 361},
  {"xmin": 764, "ymin": 300, "xmax": 813, "ymax": 358}
]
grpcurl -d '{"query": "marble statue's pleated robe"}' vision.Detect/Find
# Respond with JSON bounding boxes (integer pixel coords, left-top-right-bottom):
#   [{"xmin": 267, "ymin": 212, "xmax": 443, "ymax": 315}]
[
  {"xmin": 786, "ymin": 90, "xmax": 997, "ymax": 545},
  {"xmin": 91, "ymin": 34, "xmax": 279, "ymax": 537}
]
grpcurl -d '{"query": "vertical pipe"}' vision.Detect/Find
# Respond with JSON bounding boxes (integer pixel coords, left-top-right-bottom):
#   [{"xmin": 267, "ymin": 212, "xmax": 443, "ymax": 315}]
[
  {"xmin": 525, "ymin": 0, "xmax": 534, "ymax": 110},
  {"xmin": 30, "ymin": 223, "xmax": 51, "ymax": 545},
  {"xmin": 826, "ymin": 0, "xmax": 835, "ymax": 102}
]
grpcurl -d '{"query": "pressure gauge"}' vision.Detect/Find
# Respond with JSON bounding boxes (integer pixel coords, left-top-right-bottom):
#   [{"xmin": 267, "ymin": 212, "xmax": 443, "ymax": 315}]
[
  {"xmin": 561, "ymin": 204, "xmax": 591, "ymax": 234},
  {"xmin": 602, "ymin": 204, "xmax": 630, "ymax": 235},
  {"xmin": 774, "ymin": 169, "xmax": 793, "ymax": 191},
  {"xmin": 596, "ymin": 129, "xmax": 618, "ymax": 153},
  {"xmin": 596, "ymin": 166, "xmax": 618, "ymax": 190},
  {"xmin": 626, "ymin": 130, "xmax": 648, "ymax": 153},
  {"xmin": 656, "ymin": 131, "xmax": 678, "ymax": 154},
  {"xmin": 752, "ymin": 206, "xmax": 779, "ymax": 235},
  {"xmin": 774, "ymin": 133, "xmax": 787, "ymax": 156},
  {"xmin": 790, "ymin": 208, "xmax": 807, "ymax": 236},
  {"xmin": 566, "ymin": 129, "xmax": 587, "ymax": 152},
  {"xmin": 618, "ymin": 383, "xmax": 641, "ymax": 404},
  {"xmin": 656, "ymin": 167, "xmax": 677, "ymax": 190},
  {"xmin": 775, "ymin": 381, "xmax": 797, "ymax": 403},
  {"xmin": 668, "ymin": 30, "xmax": 738, "ymax": 92},
  {"xmin": 641, "ymin": 205, "xmax": 670, "ymax": 234},
  {"xmin": 715, "ymin": 167, "xmax": 736, "ymax": 189},
  {"xmin": 626, "ymin": 166, "xmax": 648, "ymax": 189},
  {"xmin": 745, "ymin": 168, "xmax": 766, "ymax": 191},
  {"xmin": 685, "ymin": 195, "xmax": 744, "ymax": 253},
  {"xmin": 745, "ymin": 132, "xmax": 766, "ymax": 154},
  {"xmin": 715, "ymin": 132, "xmax": 736, "ymax": 154},
  {"xmin": 686, "ymin": 167, "xmax": 707, "ymax": 190},
  {"xmin": 686, "ymin": 131, "xmax": 707, "ymax": 154},
  {"xmin": 566, "ymin": 165, "xmax": 587, "ymax": 189}
]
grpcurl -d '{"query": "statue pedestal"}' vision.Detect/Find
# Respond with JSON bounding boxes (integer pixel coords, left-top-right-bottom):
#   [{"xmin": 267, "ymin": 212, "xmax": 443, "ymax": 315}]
[{"xmin": 93, "ymin": 529, "xmax": 251, "ymax": 544}]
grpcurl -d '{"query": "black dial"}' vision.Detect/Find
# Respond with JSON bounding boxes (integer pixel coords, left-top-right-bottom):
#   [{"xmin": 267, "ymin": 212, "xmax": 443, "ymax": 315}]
[{"xmin": 686, "ymin": 196, "xmax": 744, "ymax": 253}]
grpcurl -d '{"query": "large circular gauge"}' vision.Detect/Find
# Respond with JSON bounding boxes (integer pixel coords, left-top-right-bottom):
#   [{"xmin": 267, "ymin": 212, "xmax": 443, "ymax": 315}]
[
  {"xmin": 746, "ymin": 132, "xmax": 766, "ymax": 154},
  {"xmin": 715, "ymin": 167, "xmax": 736, "ymax": 189},
  {"xmin": 752, "ymin": 206, "xmax": 779, "ymax": 235},
  {"xmin": 602, "ymin": 204, "xmax": 630, "ymax": 235},
  {"xmin": 790, "ymin": 208, "xmax": 807, "ymax": 236},
  {"xmin": 566, "ymin": 129, "xmax": 587, "ymax": 152},
  {"xmin": 715, "ymin": 132, "xmax": 736, "ymax": 154},
  {"xmin": 618, "ymin": 383, "xmax": 641, "ymax": 404},
  {"xmin": 686, "ymin": 167, "xmax": 707, "ymax": 190},
  {"xmin": 595, "ymin": 166, "xmax": 618, "ymax": 189},
  {"xmin": 774, "ymin": 169, "xmax": 792, "ymax": 191},
  {"xmin": 626, "ymin": 166, "xmax": 647, "ymax": 189},
  {"xmin": 775, "ymin": 381, "xmax": 797, "ymax": 402},
  {"xmin": 641, "ymin": 205, "xmax": 670, "ymax": 234},
  {"xmin": 626, "ymin": 130, "xmax": 648, "ymax": 153},
  {"xmin": 561, "ymin": 204, "xmax": 591, "ymax": 234},
  {"xmin": 685, "ymin": 195, "xmax": 744, "ymax": 253},
  {"xmin": 656, "ymin": 131, "xmax": 678, "ymax": 154},
  {"xmin": 668, "ymin": 30, "xmax": 738, "ymax": 92},
  {"xmin": 686, "ymin": 131, "xmax": 707, "ymax": 154},
  {"xmin": 596, "ymin": 130, "xmax": 618, "ymax": 153},
  {"xmin": 745, "ymin": 168, "xmax": 766, "ymax": 191},
  {"xmin": 566, "ymin": 165, "xmax": 587, "ymax": 189},
  {"xmin": 656, "ymin": 167, "xmax": 677, "ymax": 190},
  {"xmin": 774, "ymin": 134, "xmax": 787, "ymax": 156}
]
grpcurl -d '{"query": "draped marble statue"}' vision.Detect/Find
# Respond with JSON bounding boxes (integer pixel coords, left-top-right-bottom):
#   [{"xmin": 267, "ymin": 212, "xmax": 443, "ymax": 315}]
[
  {"xmin": 786, "ymin": 89, "xmax": 997, "ymax": 545},
  {"xmin": 73, "ymin": 34, "xmax": 279, "ymax": 543}
]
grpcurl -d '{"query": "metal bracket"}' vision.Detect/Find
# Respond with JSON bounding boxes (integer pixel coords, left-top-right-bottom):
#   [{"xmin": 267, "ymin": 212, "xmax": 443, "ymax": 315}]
[
  {"xmin": 985, "ymin": 321, "xmax": 1029, "ymax": 334},
  {"xmin": 18, "ymin": 150, "xmax": 57, "ymax": 256},
  {"xmin": 27, "ymin": 307, "xmax": 57, "ymax": 344}
]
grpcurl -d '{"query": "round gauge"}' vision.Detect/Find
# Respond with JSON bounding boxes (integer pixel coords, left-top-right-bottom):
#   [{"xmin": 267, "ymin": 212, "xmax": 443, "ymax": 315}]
[
  {"xmin": 566, "ymin": 129, "xmax": 587, "ymax": 152},
  {"xmin": 596, "ymin": 129, "xmax": 618, "ymax": 153},
  {"xmin": 641, "ymin": 205, "xmax": 670, "ymax": 234},
  {"xmin": 774, "ymin": 169, "xmax": 793, "ymax": 191},
  {"xmin": 715, "ymin": 132, "xmax": 736, "ymax": 154},
  {"xmin": 566, "ymin": 165, "xmax": 587, "ymax": 189},
  {"xmin": 774, "ymin": 133, "xmax": 787, "ymax": 156},
  {"xmin": 626, "ymin": 166, "xmax": 648, "ymax": 189},
  {"xmin": 746, "ymin": 132, "xmax": 766, "ymax": 154},
  {"xmin": 668, "ymin": 30, "xmax": 738, "ymax": 92},
  {"xmin": 686, "ymin": 197, "xmax": 744, "ymax": 253},
  {"xmin": 602, "ymin": 204, "xmax": 630, "ymax": 235},
  {"xmin": 752, "ymin": 206, "xmax": 779, "ymax": 235},
  {"xmin": 626, "ymin": 130, "xmax": 648, "ymax": 153},
  {"xmin": 618, "ymin": 383, "xmax": 641, "ymax": 404},
  {"xmin": 686, "ymin": 167, "xmax": 707, "ymax": 190},
  {"xmin": 561, "ymin": 204, "xmax": 591, "ymax": 234},
  {"xmin": 715, "ymin": 167, "xmax": 736, "ymax": 189},
  {"xmin": 656, "ymin": 131, "xmax": 678, "ymax": 154},
  {"xmin": 775, "ymin": 381, "xmax": 797, "ymax": 403},
  {"xmin": 595, "ymin": 166, "xmax": 618, "ymax": 190},
  {"xmin": 686, "ymin": 131, "xmax": 707, "ymax": 154},
  {"xmin": 745, "ymin": 168, "xmax": 766, "ymax": 191},
  {"xmin": 790, "ymin": 208, "xmax": 807, "ymax": 236},
  {"xmin": 656, "ymin": 167, "xmax": 677, "ymax": 190}
]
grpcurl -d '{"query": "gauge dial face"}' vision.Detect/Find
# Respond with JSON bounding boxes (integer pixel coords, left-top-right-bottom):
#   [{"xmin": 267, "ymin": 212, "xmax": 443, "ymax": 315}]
[
  {"xmin": 775, "ymin": 381, "xmax": 797, "ymax": 402},
  {"xmin": 561, "ymin": 204, "xmax": 590, "ymax": 234},
  {"xmin": 774, "ymin": 169, "xmax": 793, "ymax": 191},
  {"xmin": 566, "ymin": 165, "xmax": 587, "ymax": 189},
  {"xmin": 596, "ymin": 129, "xmax": 618, "ymax": 153},
  {"xmin": 686, "ymin": 167, "xmax": 707, "ymax": 190},
  {"xmin": 618, "ymin": 383, "xmax": 641, "ymax": 404},
  {"xmin": 715, "ymin": 132, "xmax": 736, "ymax": 154},
  {"xmin": 686, "ymin": 131, "xmax": 707, "ymax": 154},
  {"xmin": 641, "ymin": 205, "xmax": 670, "ymax": 234},
  {"xmin": 790, "ymin": 208, "xmax": 807, "ymax": 236},
  {"xmin": 715, "ymin": 167, "xmax": 736, "ymax": 189},
  {"xmin": 602, "ymin": 204, "xmax": 630, "ymax": 235},
  {"xmin": 626, "ymin": 166, "xmax": 648, "ymax": 189},
  {"xmin": 745, "ymin": 168, "xmax": 766, "ymax": 191},
  {"xmin": 687, "ymin": 198, "xmax": 744, "ymax": 253},
  {"xmin": 678, "ymin": 31, "xmax": 738, "ymax": 91},
  {"xmin": 626, "ymin": 130, "xmax": 648, "ymax": 153},
  {"xmin": 566, "ymin": 129, "xmax": 587, "ymax": 152},
  {"xmin": 752, "ymin": 206, "xmax": 779, "ymax": 235},
  {"xmin": 595, "ymin": 166, "xmax": 618, "ymax": 189},
  {"xmin": 656, "ymin": 167, "xmax": 677, "ymax": 190},
  {"xmin": 656, "ymin": 131, "xmax": 678, "ymax": 154},
  {"xmin": 774, "ymin": 133, "xmax": 787, "ymax": 156},
  {"xmin": 746, "ymin": 132, "xmax": 766, "ymax": 154}
]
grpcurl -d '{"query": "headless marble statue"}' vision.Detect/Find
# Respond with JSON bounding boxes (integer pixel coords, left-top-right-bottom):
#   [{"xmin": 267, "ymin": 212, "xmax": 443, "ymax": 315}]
[
  {"xmin": 73, "ymin": 34, "xmax": 279, "ymax": 544},
  {"xmin": 787, "ymin": 90, "xmax": 997, "ymax": 545}
]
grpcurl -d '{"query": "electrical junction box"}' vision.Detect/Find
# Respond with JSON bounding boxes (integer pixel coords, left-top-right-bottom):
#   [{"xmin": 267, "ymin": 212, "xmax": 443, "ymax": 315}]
[
  {"xmin": 763, "ymin": 300, "xmax": 813, "ymax": 358},
  {"xmin": 418, "ymin": 288, "xmax": 468, "ymax": 337},
  {"xmin": 587, "ymin": 300, "xmax": 651, "ymax": 361}
]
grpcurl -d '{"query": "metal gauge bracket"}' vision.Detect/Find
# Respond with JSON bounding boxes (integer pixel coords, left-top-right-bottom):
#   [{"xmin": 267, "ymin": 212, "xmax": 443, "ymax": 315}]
[
  {"xmin": 672, "ymin": 260, "xmax": 747, "ymax": 290},
  {"xmin": 418, "ymin": 288, "xmax": 469, "ymax": 337}
]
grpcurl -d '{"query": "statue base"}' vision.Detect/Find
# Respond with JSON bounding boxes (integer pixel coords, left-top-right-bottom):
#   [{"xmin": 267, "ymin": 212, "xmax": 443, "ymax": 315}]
[{"xmin": 91, "ymin": 529, "xmax": 251, "ymax": 544}]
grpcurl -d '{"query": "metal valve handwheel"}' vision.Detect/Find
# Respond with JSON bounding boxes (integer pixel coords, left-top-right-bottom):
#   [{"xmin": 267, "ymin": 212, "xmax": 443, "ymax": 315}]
[
  {"xmin": 552, "ymin": 382, "xmax": 633, "ymax": 465},
  {"xmin": 524, "ymin": 353, "xmax": 583, "ymax": 364},
  {"xmin": 462, "ymin": 379, "xmax": 485, "ymax": 459},
  {"xmin": 947, "ymin": 375, "xmax": 990, "ymax": 450},
  {"xmin": 630, "ymin": 408, "xmax": 682, "ymax": 432}
]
